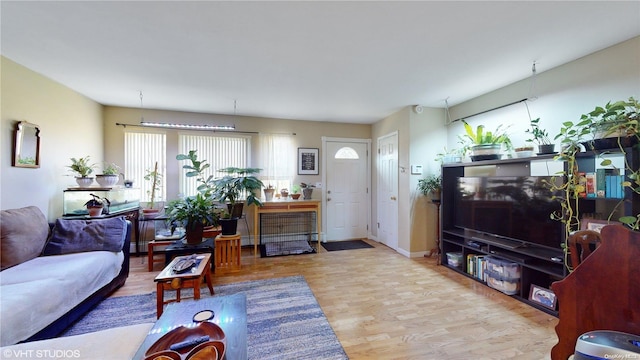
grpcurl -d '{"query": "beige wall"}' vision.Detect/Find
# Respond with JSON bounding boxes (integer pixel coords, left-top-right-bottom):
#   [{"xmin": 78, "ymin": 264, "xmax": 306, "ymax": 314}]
[
  {"xmin": 103, "ymin": 106, "xmax": 371, "ymax": 203},
  {"xmin": 1, "ymin": 57, "xmax": 104, "ymax": 219},
  {"xmin": 409, "ymin": 107, "xmax": 447, "ymax": 255},
  {"xmin": 445, "ymin": 36, "xmax": 640, "ymax": 155}
]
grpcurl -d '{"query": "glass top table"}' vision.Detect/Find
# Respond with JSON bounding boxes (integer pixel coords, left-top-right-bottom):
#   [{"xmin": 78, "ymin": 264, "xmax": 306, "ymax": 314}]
[{"xmin": 132, "ymin": 293, "xmax": 247, "ymax": 360}]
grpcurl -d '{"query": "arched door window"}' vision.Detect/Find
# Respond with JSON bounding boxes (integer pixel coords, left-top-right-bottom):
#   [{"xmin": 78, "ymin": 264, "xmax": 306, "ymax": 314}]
[{"xmin": 334, "ymin": 146, "xmax": 359, "ymax": 159}]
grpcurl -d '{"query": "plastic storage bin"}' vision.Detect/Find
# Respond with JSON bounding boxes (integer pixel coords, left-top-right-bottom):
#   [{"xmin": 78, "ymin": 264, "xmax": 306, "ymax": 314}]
[
  {"xmin": 446, "ymin": 252, "xmax": 463, "ymax": 268},
  {"xmin": 485, "ymin": 256, "xmax": 521, "ymax": 278},
  {"xmin": 486, "ymin": 269, "xmax": 520, "ymax": 295}
]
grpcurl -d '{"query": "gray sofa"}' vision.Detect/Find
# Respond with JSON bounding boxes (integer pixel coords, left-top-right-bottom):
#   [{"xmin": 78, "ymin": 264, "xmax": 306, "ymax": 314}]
[{"xmin": 0, "ymin": 206, "xmax": 131, "ymax": 346}]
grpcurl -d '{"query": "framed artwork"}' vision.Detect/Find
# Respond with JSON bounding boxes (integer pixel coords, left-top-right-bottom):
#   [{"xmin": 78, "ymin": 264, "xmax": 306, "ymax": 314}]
[
  {"xmin": 580, "ymin": 218, "xmax": 618, "ymax": 233},
  {"xmin": 298, "ymin": 148, "xmax": 319, "ymax": 175},
  {"xmin": 529, "ymin": 284, "xmax": 557, "ymax": 310}
]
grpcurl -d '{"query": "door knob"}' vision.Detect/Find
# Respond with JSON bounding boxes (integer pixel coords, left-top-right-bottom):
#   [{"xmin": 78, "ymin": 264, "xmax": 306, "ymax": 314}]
[
  {"xmin": 327, "ymin": 190, "xmax": 331, "ymax": 194},
  {"xmin": 391, "ymin": 196, "xmax": 397, "ymax": 200},
  {"xmin": 327, "ymin": 198, "xmax": 331, "ymax": 201}
]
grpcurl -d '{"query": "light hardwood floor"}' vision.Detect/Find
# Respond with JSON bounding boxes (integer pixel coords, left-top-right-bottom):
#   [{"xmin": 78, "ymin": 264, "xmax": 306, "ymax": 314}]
[{"xmin": 113, "ymin": 240, "xmax": 559, "ymax": 359}]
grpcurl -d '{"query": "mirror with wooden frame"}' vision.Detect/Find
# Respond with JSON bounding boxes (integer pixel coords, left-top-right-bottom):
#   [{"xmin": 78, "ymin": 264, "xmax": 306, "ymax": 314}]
[{"xmin": 13, "ymin": 121, "xmax": 40, "ymax": 168}]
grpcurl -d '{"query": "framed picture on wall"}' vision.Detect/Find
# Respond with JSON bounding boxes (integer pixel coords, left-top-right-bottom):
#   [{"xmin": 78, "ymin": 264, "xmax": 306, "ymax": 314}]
[
  {"xmin": 298, "ymin": 148, "xmax": 319, "ymax": 175},
  {"xmin": 529, "ymin": 284, "xmax": 557, "ymax": 310}
]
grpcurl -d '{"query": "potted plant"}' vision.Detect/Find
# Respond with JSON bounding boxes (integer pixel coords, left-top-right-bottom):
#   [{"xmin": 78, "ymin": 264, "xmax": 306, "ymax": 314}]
[
  {"xmin": 460, "ymin": 121, "xmax": 512, "ymax": 161},
  {"xmin": 166, "ymin": 193, "xmax": 220, "ymax": 244},
  {"xmin": 280, "ymin": 188, "xmax": 289, "ymax": 199},
  {"xmin": 417, "ymin": 174, "xmax": 442, "ymax": 201},
  {"xmin": 525, "ymin": 117, "xmax": 555, "ymax": 154},
  {"xmin": 264, "ymin": 184, "xmax": 275, "ymax": 201},
  {"xmin": 435, "ymin": 147, "xmax": 462, "ymax": 164},
  {"xmin": 176, "ymin": 150, "xmax": 263, "ymax": 235},
  {"xmin": 96, "ymin": 162, "xmax": 120, "ymax": 187},
  {"xmin": 291, "ymin": 184, "xmax": 302, "ymax": 200},
  {"xmin": 581, "ymin": 97, "xmax": 639, "ymax": 150},
  {"xmin": 212, "ymin": 167, "xmax": 264, "ymax": 235},
  {"xmin": 514, "ymin": 145, "xmax": 535, "ymax": 158},
  {"xmin": 68, "ymin": 156, "xmax": 96, "ymax": 187},
  {"xmin": 300, "ymin": 182, "xmax": 315, "ymax": 200},
  {"xmin": 84, "ymin": 193, "xmax": 110, "ymax": 217},
  {"xmin": 143, "ymin": 162, "xmax": 162, "ymax": 215}
]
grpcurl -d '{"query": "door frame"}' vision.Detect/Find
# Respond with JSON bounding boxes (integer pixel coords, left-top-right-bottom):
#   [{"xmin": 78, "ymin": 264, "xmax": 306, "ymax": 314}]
[
  {"xmin": 321, "ymin": 136, "xmax": 372, "ymax": 242},
  {"xmin": 376, "ymin": 131, "xmax": 399, "ymax": 251}
]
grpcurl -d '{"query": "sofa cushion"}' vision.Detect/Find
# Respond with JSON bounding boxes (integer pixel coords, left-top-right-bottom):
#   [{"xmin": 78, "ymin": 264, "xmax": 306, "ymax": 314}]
[
  {"xmin": 42, "ymin": 217, "xmax": 127, "ymax": 256},
  {"xmin": 0, "ymin": 206, "xmax": 50, "ymax": 270}
]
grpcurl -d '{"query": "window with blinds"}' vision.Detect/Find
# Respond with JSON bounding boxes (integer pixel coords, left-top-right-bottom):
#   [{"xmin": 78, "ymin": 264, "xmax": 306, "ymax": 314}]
[
  {"xmin": 178, "ymin": 134, "xmax": 250, "ymax": 197},
  {"xmin": 124, "ymin": 132, "xmax": 166, "ymax": 205}
]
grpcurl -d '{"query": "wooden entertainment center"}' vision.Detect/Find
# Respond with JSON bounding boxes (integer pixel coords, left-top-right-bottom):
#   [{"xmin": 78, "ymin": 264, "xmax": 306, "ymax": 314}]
[{"xmin": 439, "ymin": 145, "xmax": 639, "ymax": 315}]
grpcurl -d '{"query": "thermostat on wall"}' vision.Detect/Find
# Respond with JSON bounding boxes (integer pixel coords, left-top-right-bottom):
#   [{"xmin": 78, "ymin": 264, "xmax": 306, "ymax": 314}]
[{"xmin": 411, "ymin": 165, "xmax": 423, "ymax": 175}]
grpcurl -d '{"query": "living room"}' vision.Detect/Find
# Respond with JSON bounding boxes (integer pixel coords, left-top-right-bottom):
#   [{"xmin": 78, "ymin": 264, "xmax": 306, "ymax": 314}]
[{"xmin": 2, "ymin": 1, "xmax": 639, "ymax": 359}]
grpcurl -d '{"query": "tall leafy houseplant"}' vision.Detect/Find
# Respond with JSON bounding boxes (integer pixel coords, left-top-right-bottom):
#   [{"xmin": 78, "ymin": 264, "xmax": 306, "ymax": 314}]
[
  {"xmin": 417, "ymin": 174, "xmax": 442, "ymax": 201},
  {"xmin": 212, "ymin": 167, "xmax": 264, "ymax": 235},
  {"xmin": 212, "ymin": 167, "xmax": 264, "ymax": 217}
]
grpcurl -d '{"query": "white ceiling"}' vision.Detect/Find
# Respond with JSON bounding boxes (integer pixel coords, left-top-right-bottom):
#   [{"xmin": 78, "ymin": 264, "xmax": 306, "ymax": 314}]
[{"xmin": 2, "ymin": 1, "xmax": 639, "ymax": 124}]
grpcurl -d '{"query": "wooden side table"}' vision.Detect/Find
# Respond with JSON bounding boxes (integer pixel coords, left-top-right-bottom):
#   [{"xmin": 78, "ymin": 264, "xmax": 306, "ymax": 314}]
[
  {"xmin": 215, "ymin": 233, "xmax": 241, "ymax": 271},
  {"xmin": 154, "ymin": 253, "xmax": 214, "ymax": 318}
]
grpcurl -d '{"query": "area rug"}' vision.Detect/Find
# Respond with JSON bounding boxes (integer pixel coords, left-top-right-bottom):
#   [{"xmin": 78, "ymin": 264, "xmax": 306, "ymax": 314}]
[
  {"xmin": 61, "ymin": 276, "xmax": 347, "ymax": 360},
  {"xmin": 322, "ymin": 239, "xmax": 374, "ymax": 251}
]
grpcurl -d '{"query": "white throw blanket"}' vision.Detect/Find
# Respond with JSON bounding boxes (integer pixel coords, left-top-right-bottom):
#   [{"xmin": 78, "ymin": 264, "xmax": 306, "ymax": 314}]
[{"xmin": 0, "ymin": 251, "xmax": 123, "ymax": 346}]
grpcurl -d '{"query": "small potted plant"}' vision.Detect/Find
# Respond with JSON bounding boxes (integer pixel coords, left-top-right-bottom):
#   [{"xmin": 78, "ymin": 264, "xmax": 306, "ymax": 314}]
[
  {"xmin": 96, "ymin": 162, "xmax": 120, "ymax": 187},
  {"xmin": 280, "ymin": 188, "xmax": 289, "ymax": 199},
  {"xmin": 417, "ymin": 174, "xmax": 442, "ymax": 201},
  {"xmin": 291, "ymin": 184, "xmax": 301, "ymax": 200},
  {"xmin": 68, "ymin": 156, "xmax": 96, "ymax": 187},
  {"xmin": 300, "ymin": 182, "xmax": 315, "ymax": 200},
  {"xmin": 514, "ymin": 145, "xmax": 535, "ymax": 158},
  {"xmin": 264, "ymin": 184, "xmax": 275, "ymax": 201},
  {"xmin": 84, "ymin": 193, "xmax": 110, "ymax": 217},
  {"xmin": 143, "ymin": 162, "xmax": 162, "ymax": 215},
  {"xmin": 525, "ymin": 117, "xmax": 555, "ymax": 154},
  {"xmin": 460, "ymin": 121, "xmax": 512, "ymax": 161}
]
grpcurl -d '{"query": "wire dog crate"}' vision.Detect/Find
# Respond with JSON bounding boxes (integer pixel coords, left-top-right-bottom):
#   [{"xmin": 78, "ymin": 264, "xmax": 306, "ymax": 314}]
[{"xmin": 259, "ymin": 212, "xmax": 317, "ymax": 257}]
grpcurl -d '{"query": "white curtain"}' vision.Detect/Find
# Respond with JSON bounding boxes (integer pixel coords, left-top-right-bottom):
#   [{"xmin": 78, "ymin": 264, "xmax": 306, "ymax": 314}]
[{"xmin": 259, "ymin": 133, "xmax": 295, "ymax": 191}]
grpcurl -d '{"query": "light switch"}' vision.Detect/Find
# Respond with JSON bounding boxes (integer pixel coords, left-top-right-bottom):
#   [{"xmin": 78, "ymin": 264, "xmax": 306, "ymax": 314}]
[{"xmin": 411, "ymin": 165, "xmax": 423, "ymax": 175}]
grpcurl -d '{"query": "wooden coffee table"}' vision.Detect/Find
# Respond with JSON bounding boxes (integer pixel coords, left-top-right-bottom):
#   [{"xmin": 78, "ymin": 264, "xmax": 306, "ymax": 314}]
[{"xmin": 154, "ymin": 253, "xmax": 214, "ymax": 317}]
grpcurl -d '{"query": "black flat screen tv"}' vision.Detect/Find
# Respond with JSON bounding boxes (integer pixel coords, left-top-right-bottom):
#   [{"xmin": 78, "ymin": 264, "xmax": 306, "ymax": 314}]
[{"xmin": 454, "ymin": 176, "xmax": 563, "ymax": 250}]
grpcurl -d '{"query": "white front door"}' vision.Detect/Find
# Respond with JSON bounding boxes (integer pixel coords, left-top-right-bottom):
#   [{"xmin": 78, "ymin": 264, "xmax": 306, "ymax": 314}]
[
  {"xmin": 377, "ymin": 132, "xmax": 398, "ymax": 250},
  {"xmin": 324, "ymin": 140, "xmax": 369, "ymax": 241}
]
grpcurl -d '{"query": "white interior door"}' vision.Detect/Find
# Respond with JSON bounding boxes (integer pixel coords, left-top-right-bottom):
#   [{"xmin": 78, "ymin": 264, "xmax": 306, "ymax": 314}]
[
  {"xmin": 325, "ymin": 140, "xmax": 369, "ymax": 241},
  {"xmin": 377, "ymin": 132, "xmax": 398, "ymax": 250}
]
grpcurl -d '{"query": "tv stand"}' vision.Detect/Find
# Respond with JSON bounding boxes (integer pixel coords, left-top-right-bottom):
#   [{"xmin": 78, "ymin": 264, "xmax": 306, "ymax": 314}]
[{"xmin": 440, "ymin": 157, "xmax": 567, "ymax": 316}]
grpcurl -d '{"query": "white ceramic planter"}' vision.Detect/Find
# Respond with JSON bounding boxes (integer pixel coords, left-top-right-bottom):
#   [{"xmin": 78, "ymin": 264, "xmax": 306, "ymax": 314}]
[
  {"xmin": 75, "ymin": 177, "xmax": 94, "ymax": 187},
  {"xmin": 96, "ymin": 174, "xmax": 119, "ymax": 187}
]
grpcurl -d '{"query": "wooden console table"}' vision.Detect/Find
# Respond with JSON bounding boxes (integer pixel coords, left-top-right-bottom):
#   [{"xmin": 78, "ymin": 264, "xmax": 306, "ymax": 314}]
[{"xmin": 252, "ymin": 199, "xmax": 321, "ymax": 255}]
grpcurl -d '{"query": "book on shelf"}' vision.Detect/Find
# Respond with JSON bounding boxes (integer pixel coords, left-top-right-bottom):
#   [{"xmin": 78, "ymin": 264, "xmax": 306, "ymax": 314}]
[
  {"xmin": 585, "ymin": 172, "xmax": 596, "ymax": 198},
  {"xmin": 594, "ymin": 168, "xmax": 622, "ymax": 199},
  {"xmin": 466, "ymin": 254, "xmax": 487, "ymax": 282}
]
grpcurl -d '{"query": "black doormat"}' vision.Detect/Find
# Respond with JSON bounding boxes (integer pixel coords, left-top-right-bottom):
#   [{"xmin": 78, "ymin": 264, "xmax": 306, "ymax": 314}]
[{"xmin": 321, "ymin": 239, "xmax": 374, "ymax": 252}]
